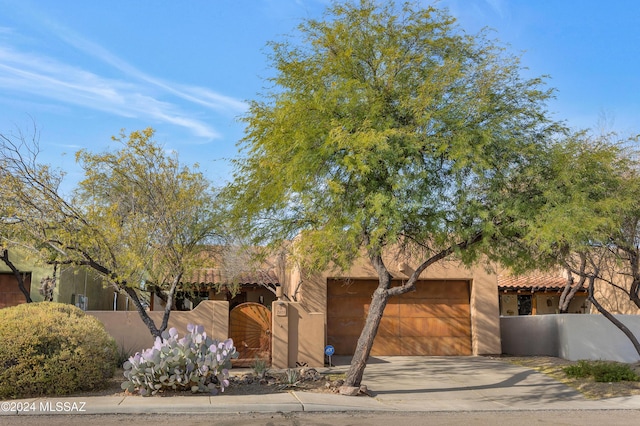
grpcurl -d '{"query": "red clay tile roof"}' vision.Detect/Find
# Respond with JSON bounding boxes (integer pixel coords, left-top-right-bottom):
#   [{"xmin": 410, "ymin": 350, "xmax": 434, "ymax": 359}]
[
  {"xmin": 497, "ymin": 275, "xmax": 582, "ymax": 292},
  {"xmin": 184, "ymin": 268, "xmax": 280, "ymax": 286}
]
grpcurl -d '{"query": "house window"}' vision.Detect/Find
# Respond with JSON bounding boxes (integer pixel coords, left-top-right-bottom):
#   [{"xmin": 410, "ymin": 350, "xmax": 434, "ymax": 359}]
[{"xmin": 517, "ymin": 295, "xmax": 532, "ymax": 315}]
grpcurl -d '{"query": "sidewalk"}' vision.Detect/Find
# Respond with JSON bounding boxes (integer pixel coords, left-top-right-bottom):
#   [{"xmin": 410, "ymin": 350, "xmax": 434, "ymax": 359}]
[{"xmin": 4, "ymin": 356, "xmax": 640, "ymax": 415}]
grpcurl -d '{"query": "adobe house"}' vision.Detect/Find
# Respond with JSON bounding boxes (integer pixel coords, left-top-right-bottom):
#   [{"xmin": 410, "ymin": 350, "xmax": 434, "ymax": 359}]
[
  {"xmin": 9, "ymin": 243, "xmax": 640, "ymax": 368},
  {"xmin": 279, "ymin": 253, "xmax": 503, "ymax": 360}
]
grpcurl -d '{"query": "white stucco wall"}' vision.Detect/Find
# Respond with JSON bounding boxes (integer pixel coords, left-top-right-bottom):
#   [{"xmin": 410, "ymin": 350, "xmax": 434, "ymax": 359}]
[{"xmin": 501, "ymin": 314, "xmax": 640, "ymax": 363}]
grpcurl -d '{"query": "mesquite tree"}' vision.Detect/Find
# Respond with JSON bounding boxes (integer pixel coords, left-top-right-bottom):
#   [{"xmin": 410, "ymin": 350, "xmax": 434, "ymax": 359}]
[
  {"xmin": 226, "ymin": 0, "xmax": 563, "ymax": 388},
  {"xmin": 524, "ymin": 132, "xmax": 640, "ymax": 355}
]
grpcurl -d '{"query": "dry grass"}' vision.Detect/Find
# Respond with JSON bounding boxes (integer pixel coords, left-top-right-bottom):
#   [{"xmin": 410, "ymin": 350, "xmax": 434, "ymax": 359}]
[{"xmin": 503, "ymin": 356, "xmax": 640, "ymax": 399}]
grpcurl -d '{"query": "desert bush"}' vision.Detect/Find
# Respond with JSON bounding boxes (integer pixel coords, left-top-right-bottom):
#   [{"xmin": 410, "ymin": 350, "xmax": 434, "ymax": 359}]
[
  {"xmin": 0, "ymin": 302, "xmax": 118, "ymax": 399},
  {"xmin": 563, "ymin": 360, "xmax": 639, "ymax": 382},
  {"xmin": 122, "ymin": 324, "xmax": 237, "ymax": 396},
  {"xmin": 563, "ymin": 360, "xmax": 593, "ymax": 379}
]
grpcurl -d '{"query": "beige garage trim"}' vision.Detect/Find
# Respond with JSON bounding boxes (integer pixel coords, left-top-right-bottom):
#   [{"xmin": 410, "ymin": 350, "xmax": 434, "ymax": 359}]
[{"xmin": 327, "ymin": 279, "xmax": 471, "ymax": 356}]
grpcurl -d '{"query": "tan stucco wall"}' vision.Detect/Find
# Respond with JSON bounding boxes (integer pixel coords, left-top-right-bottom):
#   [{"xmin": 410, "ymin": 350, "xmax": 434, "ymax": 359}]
[
  {"xmin": 88, "ymin": 300, "xmax": 229, "ymax": 354},
  {"xmin": 593, "ymin": 273, "xmax": 640, "ymax": 315},
  {"xmin": 271, "ymin": 301, "xmax": 325, "ymax": 368},
  {"xmin": 287, "ymin": 251, "xmax": 502, "ymax": 356},
  {"xmin": 468, "ymin": 266, "xmax": 501, "ymax": 355}
]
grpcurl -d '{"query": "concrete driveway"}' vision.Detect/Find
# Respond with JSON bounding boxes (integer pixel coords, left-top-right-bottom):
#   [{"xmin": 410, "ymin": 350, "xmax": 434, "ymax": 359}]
[{"xmin": 329, "ymin": 355, "xmax": 640, "ymax": 411}]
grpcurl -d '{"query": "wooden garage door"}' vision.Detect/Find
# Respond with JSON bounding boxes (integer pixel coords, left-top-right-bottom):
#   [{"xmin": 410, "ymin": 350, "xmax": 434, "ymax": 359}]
[{"xmin": 327, "ymin": 279, "xmax": 471, "ymax": 356}]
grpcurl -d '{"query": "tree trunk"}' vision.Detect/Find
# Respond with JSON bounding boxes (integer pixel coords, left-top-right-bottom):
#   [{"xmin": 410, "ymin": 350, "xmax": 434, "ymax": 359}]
[
  {"xmin": 79, "ymin": 257, "xmax": 170, "ymax": 339},
  {"xmin": 343, "ymin": 249, "xmax": 394, "ymax": 389},
  {"xmin": 0, "ymin": 249, "xmax": 32, "ymax": 303},
  {"xmin": 559, "ymin": 274, "xmax": 585, "ymax": 313},
  {"xmin": 344, "ymin": 287, "xmax": 390, "ymax": 387},
  {"xmin": 629, "ymin": 278, "xmax": 640, "ymax": 310},
  {"xmin": 623, "ymin": 250, "xmax": 640, "ymax": 309},
  {"xmin": 123, "ymin": 286, "xmax": 162, "ymax": 338},
  {"xmin": 159, "ymin": 273, "xmax": 182, "ymax": 334},
  {"xmin": 587, "ymin": 275, "xmax": 640, "ymax": 357}
]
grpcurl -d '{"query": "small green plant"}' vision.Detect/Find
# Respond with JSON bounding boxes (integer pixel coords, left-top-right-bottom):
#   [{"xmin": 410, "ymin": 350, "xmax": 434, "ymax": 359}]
[
  {"xmin": 563, "ymin": 360, "xmax": 639, "ymax": 382},
  {"xmin": 563, "ymin": 360, "xmax": 593, "ymax": 379},
  {"xmin": 278, "ymin": 368, "xmax": 300, "ymax": 389},
  {"xmin": 251, "ymin": 357, "xmax": 269, "ymax": 379},
  {"xmin": 122, "ymin": 324, "xmax": 238, "ymax": 396}
]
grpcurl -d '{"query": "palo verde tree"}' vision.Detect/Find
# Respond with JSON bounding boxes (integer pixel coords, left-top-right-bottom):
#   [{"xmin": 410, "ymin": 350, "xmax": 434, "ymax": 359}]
[
  {"xmin": 1, "ymin": 127, "xmax": 220, "ymax": 338},
  {"xmin": 226, "ymin": 0, "xmax": 564, "ymax": 389}
]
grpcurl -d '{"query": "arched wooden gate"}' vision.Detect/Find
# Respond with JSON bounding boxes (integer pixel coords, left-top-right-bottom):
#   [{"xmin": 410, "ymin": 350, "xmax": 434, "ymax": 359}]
[{"xmin": 229, "ymin": 302, "xmax": 272, "ymax": 366}]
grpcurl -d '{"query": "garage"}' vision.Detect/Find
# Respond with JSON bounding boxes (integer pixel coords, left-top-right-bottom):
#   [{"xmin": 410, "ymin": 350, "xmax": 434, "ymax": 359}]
[{"xmin": 327, "ymin": 279, "xmax": 471, "ymax": 356}]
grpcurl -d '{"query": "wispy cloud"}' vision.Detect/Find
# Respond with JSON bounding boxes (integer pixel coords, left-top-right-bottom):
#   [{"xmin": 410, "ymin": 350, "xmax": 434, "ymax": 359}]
[
  {"xmin": 483, "ymin": 0, "xmax": 506, "ymax": 18},
  {"xmin": 0, "ymin": 46, "xmax": 221, "ymax": 139},
  {"xmin": 46, "ymin": 21, "xmax": 249, "ymax": 115},
  {"xmin": 0, "ymin": 9, "xmax": 247, "ymax": 140}
]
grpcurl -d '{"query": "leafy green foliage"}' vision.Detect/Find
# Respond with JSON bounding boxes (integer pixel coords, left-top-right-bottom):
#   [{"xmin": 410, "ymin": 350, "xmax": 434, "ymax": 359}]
[
  {"xmin": 73, "ymin": 128, "xmax": 219, "ymax": 294},
  {"xmin": 122, "ymin": 324, "xmax": 237, "ymax": 396},
  {"xmin": 1, "ymin": 127, "xmax": 222, "ymax": 337},
  {"xmin": 226, "ymin": 0, "xmax": 563, "ymax": 273},
  {"xmin": 0, "ymin": 302, "xmax": 118, "ymax": 399},
  {"xmin": 563, "ymin": 360, "xmax": 639, "ymax": 382},
  {"xmin": 516, "ymin": 130, "xmax": 640, "ymax": 329},
  {"xmin": 563, "ymin": 360, "xmax": 593, "ymax": 378},
  {"xmin": 525, "ymin": 134, "xmax": 635, "ymax": 258}
]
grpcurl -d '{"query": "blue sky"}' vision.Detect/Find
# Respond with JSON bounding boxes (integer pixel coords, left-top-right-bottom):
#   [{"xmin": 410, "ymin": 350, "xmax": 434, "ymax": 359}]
[{"xmin": 1, "ymin": 0, "xmax": 638, "ymax": 193}]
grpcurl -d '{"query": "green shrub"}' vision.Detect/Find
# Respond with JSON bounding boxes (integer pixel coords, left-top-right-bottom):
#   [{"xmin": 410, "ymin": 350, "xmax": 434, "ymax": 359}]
[
  {"xmin": 590, "ymin": 362, "xmax": 639, "ymax": 382},
  {"xmin": 563, "ymin": 360, "xmax": 593, "ymax": 378},
  {"xmin": 0, "ymin": 302, "xmax": 118, "ymax": 399},
  {"xmin": 563, "ymin": 360, "xmax": 639, "ymax": 382}
]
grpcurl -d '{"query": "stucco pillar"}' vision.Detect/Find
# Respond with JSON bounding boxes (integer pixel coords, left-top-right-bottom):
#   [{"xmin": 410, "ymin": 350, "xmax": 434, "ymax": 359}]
[{"xmin": 271, "ymin": 301, "xmax": 289, "ymax": 368}]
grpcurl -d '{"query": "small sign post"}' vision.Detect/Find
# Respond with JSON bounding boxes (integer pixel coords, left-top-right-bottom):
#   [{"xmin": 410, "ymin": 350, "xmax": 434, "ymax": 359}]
[{"xmin": 324, "ymin": 344, "xmax": 335, "ymax": 368}]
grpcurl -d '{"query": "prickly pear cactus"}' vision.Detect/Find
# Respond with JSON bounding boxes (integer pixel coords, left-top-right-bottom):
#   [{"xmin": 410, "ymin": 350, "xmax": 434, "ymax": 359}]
[{"xmin": 122, "ymin": 324, "xmax": 237, "ymax": 396}]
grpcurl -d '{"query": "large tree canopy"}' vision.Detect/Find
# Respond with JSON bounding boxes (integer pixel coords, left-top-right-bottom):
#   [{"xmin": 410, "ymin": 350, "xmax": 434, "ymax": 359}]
[
  {"xmin": 226, "ymin": 0, "xmax": 564, "ymax": 388},
  {"xmin": 522, "ymin": 132, "xmax": 640, "ymax": 354}
]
